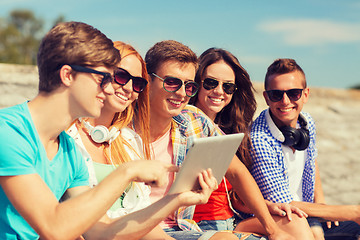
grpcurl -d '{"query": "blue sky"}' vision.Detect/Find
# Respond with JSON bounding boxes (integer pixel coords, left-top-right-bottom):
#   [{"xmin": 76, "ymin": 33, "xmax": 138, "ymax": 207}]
[{"xmin": 1, "ymin": 0, "xmax": 360, "ymax": 89}]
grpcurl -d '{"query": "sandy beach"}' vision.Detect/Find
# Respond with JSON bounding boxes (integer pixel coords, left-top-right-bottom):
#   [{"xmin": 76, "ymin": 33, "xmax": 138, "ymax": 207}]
[{"xmin": 1, "ymin": 63, "xmax": 359, "ymax": 205}]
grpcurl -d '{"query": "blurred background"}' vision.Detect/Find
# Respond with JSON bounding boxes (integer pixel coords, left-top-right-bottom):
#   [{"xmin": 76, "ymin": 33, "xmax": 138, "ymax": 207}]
[
  {"xmin": 1, "ymin": 1, "xmax": 360, "ymax": 205},
  {"xmin": 0, "ymin": 0, "xmax": 359, "ymax": 89}
]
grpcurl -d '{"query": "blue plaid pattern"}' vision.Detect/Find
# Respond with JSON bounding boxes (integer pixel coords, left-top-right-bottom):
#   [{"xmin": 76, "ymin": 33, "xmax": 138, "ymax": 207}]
[{"xmin": 250, "ymin": 109, "xmax": 317, "ymax": 203}]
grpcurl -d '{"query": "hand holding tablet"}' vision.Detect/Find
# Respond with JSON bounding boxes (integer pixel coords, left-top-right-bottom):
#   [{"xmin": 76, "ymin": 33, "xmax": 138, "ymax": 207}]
[{"xmin": 168, "ymin": 133, "xmax": 244, "ymax": 194}]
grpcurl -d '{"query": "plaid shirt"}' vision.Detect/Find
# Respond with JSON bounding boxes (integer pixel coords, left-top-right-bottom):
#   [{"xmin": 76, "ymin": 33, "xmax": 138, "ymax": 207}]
[
  {"xmin": 171, "ymin": 105, "xmax": 221, "ymax": 231},
  {"xmin": 250, "ymin": 109, "xmax": 317, "ymax": 203}
]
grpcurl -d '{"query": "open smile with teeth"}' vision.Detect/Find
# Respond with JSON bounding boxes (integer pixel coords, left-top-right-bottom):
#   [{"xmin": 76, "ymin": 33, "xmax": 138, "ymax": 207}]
[
  {"xmin": 209, "ymin": 96, "xmax": 223, "ymax": 103},
  {"xmin": 115, "ymin": 92, "xmax": 129, "ymax": 101},
  {"xmin": 279, "ymin": 107, "xmax": 294, "ymax": 112},
  {"xmin": 168, "ymin": 99, "xmax": 182, "ymax": 105}
]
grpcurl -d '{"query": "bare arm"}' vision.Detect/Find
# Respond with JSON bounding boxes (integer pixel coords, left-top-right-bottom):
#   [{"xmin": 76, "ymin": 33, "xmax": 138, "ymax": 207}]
[
  {"xmin": 83, "ymin": 169, "xmax": 218, "ymax": 240},
  {"xmin": 314, "ymin": 159, "xmax": 325, "ymax": 204},
  {"xmin": 290, "ymin": 201, "xmax": 360, "ymax": 224},
  {"xmin": 225, "ymin": 156, "xmax": 293, "ymax": 239},
  {"xmin": 0, "ymin": 160, "xmax": 177, "ymax": 240}
]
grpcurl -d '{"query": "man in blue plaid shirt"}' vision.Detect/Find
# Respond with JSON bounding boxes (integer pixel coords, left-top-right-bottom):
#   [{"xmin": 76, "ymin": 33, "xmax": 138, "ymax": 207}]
[{"xmin": 250, "ymin": 58, "xmax": 360, "ymax": 240}]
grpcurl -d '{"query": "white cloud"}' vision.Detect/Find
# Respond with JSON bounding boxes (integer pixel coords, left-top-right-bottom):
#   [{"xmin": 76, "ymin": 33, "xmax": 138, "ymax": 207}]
[{"xmin": 259, "ymin": 19, "xmax": 360, "ymax": 46}]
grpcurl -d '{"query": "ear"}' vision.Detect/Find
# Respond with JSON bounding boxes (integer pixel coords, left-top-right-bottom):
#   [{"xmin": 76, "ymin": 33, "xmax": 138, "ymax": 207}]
[
  {"xmin": 59, "ymin": 65, "xmax": 74, "ymax": 87},
  {"xmin": 263, "ymin": 91, "xmax": 270, "ymax": 106},
  {"xmin": 302, "ymin": 87, "xmax": 310, "ymax": 104}
]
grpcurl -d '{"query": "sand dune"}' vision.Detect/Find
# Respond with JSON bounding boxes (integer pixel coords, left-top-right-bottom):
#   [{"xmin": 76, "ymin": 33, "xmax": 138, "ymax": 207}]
[{"xmin": 1, "ymin": 63, "xmax": 359, "ymax": 205}]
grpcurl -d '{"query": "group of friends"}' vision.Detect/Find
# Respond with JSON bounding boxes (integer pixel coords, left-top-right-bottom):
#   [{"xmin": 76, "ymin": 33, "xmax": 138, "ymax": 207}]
[{"xmin": 0, "ymin": 21, "xmax": 360, "ymax": 240}]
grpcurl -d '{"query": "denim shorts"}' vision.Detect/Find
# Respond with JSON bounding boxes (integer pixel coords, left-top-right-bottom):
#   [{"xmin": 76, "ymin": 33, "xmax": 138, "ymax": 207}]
[
  {"xmin": 194, "ymin": 217, "xmax": 266, "ymax": 240},
  {"xmin": 197, "ymin": 216, "xmax": 237, "ymax": 231},
  {"xmin": 164, "ymin": 226, "xmax": 217, "ymax": 240}
]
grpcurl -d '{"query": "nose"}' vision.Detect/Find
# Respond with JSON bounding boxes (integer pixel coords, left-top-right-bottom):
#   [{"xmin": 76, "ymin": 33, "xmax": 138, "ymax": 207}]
[
  {"xmin": 123, "ymin": 79, "xmax": 133, "ymax": 93},
  {"xmin": 175, "ymin": 83, "xmax": 187, "ymax": 98},
  {"xmin": 281, "ymin": 92, "xmax": 291, "ymax": 104},
  {"xmin": 103, "ymin": 82, "xmax": 115, "ymax": 95},
  {"xmin": 213, "ymin": 82, "xmax": 224, "ymax": 95}
]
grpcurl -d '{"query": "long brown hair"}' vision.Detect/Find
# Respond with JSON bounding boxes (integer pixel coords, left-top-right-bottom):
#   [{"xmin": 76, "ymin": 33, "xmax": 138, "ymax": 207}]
[{"xmin": 191, "ymin": 48, "xmax": 256, "ymax": 169}]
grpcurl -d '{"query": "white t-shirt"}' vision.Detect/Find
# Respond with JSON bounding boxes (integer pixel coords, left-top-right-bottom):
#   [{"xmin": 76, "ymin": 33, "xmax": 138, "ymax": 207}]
[{"xmin": 282, "ymin": 146, "xmax": 306, "ymax": 201}]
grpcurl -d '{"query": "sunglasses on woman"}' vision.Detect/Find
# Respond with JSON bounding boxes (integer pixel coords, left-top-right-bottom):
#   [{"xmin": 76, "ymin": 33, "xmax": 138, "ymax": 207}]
[
  {"xmin": 265, "ymin": 88, "xmax": 303, "ymax": 102},
  {"xmin": 114, "ymin": 68, "xmax": 148, "ymax": 93},
  {"xmin": 70, "ymin": 65, "xmax": 113, "ymax": 89},
  {"xmin": 202, "ymin": 78, "xmax": 237, "ymax": 95},
  {"xmin": 151, "ymin": 73, "xmax": 199, "ymax": 97}
]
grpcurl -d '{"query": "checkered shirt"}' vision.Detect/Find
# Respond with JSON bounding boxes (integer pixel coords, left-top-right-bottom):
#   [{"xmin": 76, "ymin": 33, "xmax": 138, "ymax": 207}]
[
  {"xmin": 171, "ymin": 105, "xmax": 222, "ymax": 231},
  {"xmin": 250, "ymin": 109, "xmax": 317, "ymax": 203}
]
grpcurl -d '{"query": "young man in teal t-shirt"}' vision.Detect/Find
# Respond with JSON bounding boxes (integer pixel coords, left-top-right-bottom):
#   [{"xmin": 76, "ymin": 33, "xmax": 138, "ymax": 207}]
[{"xmin": 0, "ymin": 22, "xmax": 192, "ymax": 239}]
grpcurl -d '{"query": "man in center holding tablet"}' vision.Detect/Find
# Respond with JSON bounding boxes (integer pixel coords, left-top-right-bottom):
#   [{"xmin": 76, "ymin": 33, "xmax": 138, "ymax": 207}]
[{"xmin": 144, "ymin": 40, "xmax": 313, "ymax": 240}]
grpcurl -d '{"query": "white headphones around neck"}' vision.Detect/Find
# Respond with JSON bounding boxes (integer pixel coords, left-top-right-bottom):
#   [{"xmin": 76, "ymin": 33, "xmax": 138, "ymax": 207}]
[{"xmin": 81, "ymin": 119, "xmax": 120, "ymax": 144}]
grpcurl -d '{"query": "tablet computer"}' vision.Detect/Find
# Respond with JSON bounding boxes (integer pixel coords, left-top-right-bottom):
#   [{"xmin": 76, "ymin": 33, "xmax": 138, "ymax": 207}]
[{"xmin": 168, "ymin": 133, "xmax": 244, "ymax": 194}]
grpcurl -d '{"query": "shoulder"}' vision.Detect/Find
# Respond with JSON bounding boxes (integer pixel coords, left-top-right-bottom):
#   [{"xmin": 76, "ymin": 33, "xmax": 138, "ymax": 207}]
[
  {"xmin": 300, "ymin": 112, "xmax": 315, "ymax": 128},
  {"xmin": 175, "ymin": 105, "xmax": 222, "ymax": 136},
  {"xmin": 251, "ymin": 110, "xmax": 279, "ymax": 150},
  {"xmin": 0, "ymin": 102, "xmax": 30, "ymax": 133},
  {"xmin": 176, "ymin": 105, "xmax": 207, "ymax": 122},
  {"xmin": 120, "ymin": 127, "xmax": 144, "ymax": 153},
  {"xmin": 0, "ymin": 102, "xmax": 38, "ymax": 151},
  {"xmin": 251, "ymin": 110, "xmax": 270, "ymax": 137},
  {"xmin": 0, "ymin": 103, "xmax": 41, "ymax": 175},
  {"xmin": 121, "ymin": 127, "xmax": 140, "ymax": 139}
]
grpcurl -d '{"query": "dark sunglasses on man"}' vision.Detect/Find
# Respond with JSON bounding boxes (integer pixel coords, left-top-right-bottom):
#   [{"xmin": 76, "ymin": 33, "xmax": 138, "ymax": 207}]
[
  {"xmin": 70, "ymin": 65, "xmax": 148, "ymax": 93},
  {"xmin": 69, "ymin": 65, "xmax": 113, "ymax": 89},
  {"xmin": 114, "ymin": 68, "xmax": 148, "ymax": 93},
  {"xmin": 202, "ymin": 78, "xmax": 237, "ymax": 95},
  {"xmin": 265, "ymin": 88, "xmax": 304, "ymax": 102},
  {"xmin": 151, "ymin": 73, "xmax": 199, "ymax": 97}
]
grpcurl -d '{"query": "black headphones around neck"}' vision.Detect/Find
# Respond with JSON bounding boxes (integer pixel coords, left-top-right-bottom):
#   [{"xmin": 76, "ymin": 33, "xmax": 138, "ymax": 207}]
[{"xmin": 279, "ymin": 114, "xmax": 310, "ymax": 151}]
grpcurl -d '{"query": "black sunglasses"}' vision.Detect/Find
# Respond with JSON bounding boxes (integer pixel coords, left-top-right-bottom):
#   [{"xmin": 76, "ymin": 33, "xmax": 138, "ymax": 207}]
[
  {"xmin": 114, "ymin": 68, "xmax": 148, "ymax": 93},
  {"xmin": 69, "ymin": 65, "xmax": 113, "ymax": 89},
  {"xmin": 202, "ymin": 78, "xmax": 237, "ymax": 95},
  {"xmin": 151, "ymin": 73, "xmax": 199, "ymax": 97},
  {"xmin": 265, "ymin": 88, "xmax": 304, "ymax": 102}
]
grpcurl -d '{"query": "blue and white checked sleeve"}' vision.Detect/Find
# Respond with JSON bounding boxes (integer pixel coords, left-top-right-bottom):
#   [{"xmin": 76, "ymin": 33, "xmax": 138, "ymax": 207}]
[{"xmin": 250, "ymin": 133, "xmax": 294, "ymax": 203}]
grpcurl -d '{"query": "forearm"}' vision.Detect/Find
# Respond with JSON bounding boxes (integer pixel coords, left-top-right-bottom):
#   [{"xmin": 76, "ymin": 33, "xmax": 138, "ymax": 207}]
[
  {"xmin": 313, "ymin": 160, "xmax": 325, "ymax": 203},
  {"xmin": 50, "ymin": 164, "xmax": 135, "ymax": 238},
  {"xmin": 225, "ymin": 157, "xmax": 280, "ymax": 236},
  {"xmin": 290, "ymin": 201, "xmax": 360, "ymax": 222},
  {"xmin": 84, "ymin": 168, "xmax": 217, "ymax": 239},
  {"xmin": 85, "ymin": 194, "xmax": 182, "ymax": 240},
  {"xmin": 0, "ymin": 170, "xmax": 133, "ymax": 240}
]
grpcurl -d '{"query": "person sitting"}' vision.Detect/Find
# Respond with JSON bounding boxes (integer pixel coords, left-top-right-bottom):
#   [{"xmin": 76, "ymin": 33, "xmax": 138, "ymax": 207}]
[
  {"xmin": 190, "ymin": 47, "xmax": 313, "ymax": 239},
  {"xmin": 250, "ymin": 58, "xmax": 360, "ymax": 240}
]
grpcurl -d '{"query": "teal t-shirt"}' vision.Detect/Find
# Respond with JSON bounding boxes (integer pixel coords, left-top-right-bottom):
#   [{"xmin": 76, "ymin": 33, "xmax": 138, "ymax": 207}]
[{"xmin": 0, "ymin": 102, "xmax": 89, "ymax": 239}]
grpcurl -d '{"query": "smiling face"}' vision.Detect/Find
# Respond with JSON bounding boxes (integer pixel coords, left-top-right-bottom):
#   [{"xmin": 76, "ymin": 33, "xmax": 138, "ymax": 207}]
[
  {"xmin": 149, "ymin": 60, "xmax": 196, "ymax": 121},
  {"xmin": 195, "ymin": 60, "xmax": 235, "ymax": 120},
  {"xmin": 69, "ymin": 65, "xmax": 114, "ymax": 119},
  {"xmin": 264, "ymin": 70, "xmax": 309, "ymax": 128},
  {"xmin": 103, "ymin": 54, "xmax": 141, "ymax": 114}
]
